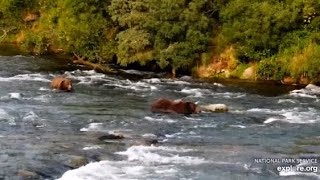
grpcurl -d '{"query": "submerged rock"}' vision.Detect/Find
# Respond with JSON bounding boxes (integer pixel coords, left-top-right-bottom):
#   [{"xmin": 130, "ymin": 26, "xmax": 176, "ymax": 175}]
[
  {"xmin": 65, "ymin": 155, "xmax": 87, "ymax": 169},
  {"xmin": 18, "ymin": 169, "xmax": 39, "ymax": 179},
  {"xmin": 97, "ymin": 132, "xmax": 158, "ymax": 147},
  {"xmin": 179, "ymin": 76, "xmax": 192, "ymax": 81},
  {"xmin": 128, "ymin": 138, "xmax": 158, "ymax": 146},
  {"xmin": 98, "ymin": 134, "xmax": 124, "ymax": 141},
  {"xmin": 9, "ymin": 92, "xmax": 24, "ymax": 99}
]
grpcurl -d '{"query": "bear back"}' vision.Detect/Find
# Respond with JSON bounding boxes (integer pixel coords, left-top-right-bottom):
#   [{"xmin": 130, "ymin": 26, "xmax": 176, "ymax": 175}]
[{"xmin": 151, "ymin": 98, "xmax": 200, "ymax": 114}]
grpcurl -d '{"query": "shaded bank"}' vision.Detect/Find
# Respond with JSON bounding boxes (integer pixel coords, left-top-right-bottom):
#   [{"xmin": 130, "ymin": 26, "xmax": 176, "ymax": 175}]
[
  {"xmin": 0, "ymin": 43, "xmax": 22, "ymax": 56},
  {"xmin": 203, "ymin": 78, "xmax": 304, "ymax": 97},
  {"xmin": 0, "ymin": 43, "xmax": 306, "ymax": 93}
]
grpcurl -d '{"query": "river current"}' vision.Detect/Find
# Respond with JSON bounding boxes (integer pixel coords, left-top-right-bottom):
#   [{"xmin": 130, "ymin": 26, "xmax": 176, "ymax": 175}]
[{"xmin": 0, "ymin": 53, "xmax": 319, "ymax": 180}]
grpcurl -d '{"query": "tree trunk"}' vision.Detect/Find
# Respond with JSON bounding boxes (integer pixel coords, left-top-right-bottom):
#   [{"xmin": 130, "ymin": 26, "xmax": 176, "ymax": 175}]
[{"xmin": 171, "ymin": 67, "xmax": 176, "ymax": 78}]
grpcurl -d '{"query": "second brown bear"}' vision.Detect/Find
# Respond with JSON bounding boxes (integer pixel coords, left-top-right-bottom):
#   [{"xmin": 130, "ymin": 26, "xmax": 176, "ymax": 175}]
[{"xmin": 151, "ymin": 98, "xmax": 201, "ymax": 114}]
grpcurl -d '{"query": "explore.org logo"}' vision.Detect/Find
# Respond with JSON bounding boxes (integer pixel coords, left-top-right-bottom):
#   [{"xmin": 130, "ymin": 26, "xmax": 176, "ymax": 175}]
[
  {"xmin": 253, "ymin": 158, "xmax": 318, "ymax": 173},
  {"xmin": 277, "ymin": 165, "xmax": 318, "ymax": 173}
]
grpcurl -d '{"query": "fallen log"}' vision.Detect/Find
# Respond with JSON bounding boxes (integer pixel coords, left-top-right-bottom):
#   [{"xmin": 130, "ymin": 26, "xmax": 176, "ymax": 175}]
[{"xmin": 72, "ymin": 53, "xmax": 116, "ymax": 74}]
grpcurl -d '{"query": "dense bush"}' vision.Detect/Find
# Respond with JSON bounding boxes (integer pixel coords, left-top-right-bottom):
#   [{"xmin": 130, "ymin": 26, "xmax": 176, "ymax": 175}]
[{"xmin": 0, "ymin": 0, "xmax": 320, "ymax": 81}]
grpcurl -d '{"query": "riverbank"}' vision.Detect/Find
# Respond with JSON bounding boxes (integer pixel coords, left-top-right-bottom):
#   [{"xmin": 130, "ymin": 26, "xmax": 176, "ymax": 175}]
[{"xmin": 0, "ymin": 43, "xmax": 311, "ymax": 90}]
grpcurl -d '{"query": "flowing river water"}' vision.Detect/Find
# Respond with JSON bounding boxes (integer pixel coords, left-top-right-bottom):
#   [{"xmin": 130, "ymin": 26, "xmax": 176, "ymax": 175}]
[{"xmin": 0, "ymin": 49, "xmax": 319, "ymax": 180}]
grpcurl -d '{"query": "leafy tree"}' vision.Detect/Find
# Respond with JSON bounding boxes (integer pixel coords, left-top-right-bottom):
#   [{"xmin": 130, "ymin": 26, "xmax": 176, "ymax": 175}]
[
  {"xmin": 109, "ymin": 0, "xmax": 155, "ymax": 67},
  {"xmin": 55, "ymin": 0, "xmax": 115, "ymax": 62},
  {"xmin": 0, "ymin": 0, "xmax": 37, "ymax": 17},
  {"xmin": 26, "ymin": 0, "xmax": 117, "ymax": 62},
  {"xmin": 220, "ymin": 0, "xmax": 302, "ymax": 61},
  {"xmin": 0, "ymin": 0, "xmax": 36, "ymax": 28},
  {"xmin": 155, "ymin": 0, "xmax": 212, "ymax": 74},
  {"xmin": 2, "ymin": 0, "xmax": 320, "ymax": 81},
  {"xmin": 110, "ymin": 0, "xmax": 214, "ymax": 75}
]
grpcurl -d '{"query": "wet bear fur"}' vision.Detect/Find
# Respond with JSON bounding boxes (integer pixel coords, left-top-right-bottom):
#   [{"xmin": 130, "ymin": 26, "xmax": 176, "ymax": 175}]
[
  {"xmin": 151, "ymin": 98, "xmax": 201, "ymax": 114},
  {"xmin": 51, "ymin": 77, "xmax": 73, "ymax": 92}
]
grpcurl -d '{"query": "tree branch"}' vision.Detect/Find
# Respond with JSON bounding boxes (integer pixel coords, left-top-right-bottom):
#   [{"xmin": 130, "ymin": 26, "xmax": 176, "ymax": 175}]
[
  {"xmin": 0, "ymin": 27, "xmax": 16, "ymax": 42},
  {"xmin": 72, "ymin": 52, "xmax": 116, "ymax": 74}
]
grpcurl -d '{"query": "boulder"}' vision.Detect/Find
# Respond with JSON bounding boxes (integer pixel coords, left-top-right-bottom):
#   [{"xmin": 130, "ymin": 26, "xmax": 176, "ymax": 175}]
[
  {"xmin": 241, "ymin": 66, "xmax": 256, "ymax": 80},
  {"xmin": 9, "ymin": 92, "xmax": 23, "ymax": 99},
  {"xmin": 291, "ymin": 84, "xmax": 320, "ymax": 95},
  {"xmin": 305, "ymin": 84, "xmax": 320, "ymax": 94},
  {"xmin": 200, "ymin": 104, "xmax": 228, "ymax": 112},
  {"xmin": 179, "ymin": 76, "xmax": 192, "ymax": 81}
]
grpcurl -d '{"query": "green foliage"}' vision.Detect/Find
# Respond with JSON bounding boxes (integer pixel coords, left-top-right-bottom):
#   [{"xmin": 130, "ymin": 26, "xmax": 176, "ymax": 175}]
[
  {"xmin": 278, "ymin": 42, "xmax": 320, "ymax": 80},
  {"xmin": 109, "ymin": 0, "xmax": 214, "ymax": 70},
  {"xmin": 216, "ymin": 0, "xmax": 320, "ymax": 82},
  {"xmin": 230, "ymin": 63, "xmax": 249, "ymax": 78},
  {"xmin": 116, "ymin": 28, "xmax": 152, "ymax": 66},
  {"xmin": 220, "ymin": 0, "xmax": 301, "ymax": 61},
  {"xmin": 1, "ymin": 0, "xmax": 320, "ymax": 80},
  {"xmin": 48, "ymin": 0, "xmax": 115, "ymax": 62},
  {"xmin": 0, "ymin": 0, "xmax": 38, "ymax": 27},
  {"xmin": 279, "ymin": 31, "xmax": 311, "ymax": 51},
  {"xmin": 20, "ymin": 31, "xmax": 48, "ymax": 54},
  {"xmin": 0, "ymin": 0, "xmax": 37, "ymax": 16},
  {"xmin": 257, "ymin": 57, "xmax": 284, "ymax": 80},
  {"xmin": 306, "ymin": 46, "xmax": 320, "ymax": 80},
  {"xmin": 17, "ymin": 0, "xmax": 117, "ymax": 62}
]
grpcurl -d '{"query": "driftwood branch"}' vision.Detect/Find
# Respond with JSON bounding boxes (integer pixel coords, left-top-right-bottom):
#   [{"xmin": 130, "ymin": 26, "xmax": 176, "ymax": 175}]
[{"xmin": 72, "ymin": 52, "xmax": 115, "ymax": 74}]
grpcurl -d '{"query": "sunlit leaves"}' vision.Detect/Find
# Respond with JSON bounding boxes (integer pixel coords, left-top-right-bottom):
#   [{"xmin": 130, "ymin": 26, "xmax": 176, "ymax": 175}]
[
  {"xmin": 221, "ymin": 0, "xmax": 314, "ymax": 61},
  {"xmin": 116, "ymin": 28, "xmax": 152, "ymax": 65},
  {"xmin": 110, "ymin": 0, "xmax": 213, "ymax": 70}
]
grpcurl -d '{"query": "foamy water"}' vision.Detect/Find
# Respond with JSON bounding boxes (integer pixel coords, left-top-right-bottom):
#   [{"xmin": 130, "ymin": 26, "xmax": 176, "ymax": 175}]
[
  {"xmin": 279, "ymin": 162, "xmax": 320, "ymax": 179},
  {"xmin": 240, "ymin": 106, "xmax": 320, "ymax": 124},
  {"xmin": 59, "ymin": 145, "xmax": 208, "ymax": 180},
  {"xmin": 264, "ymin": 110, "xmax": 320, "ymax": 124},
  {"xmin": 144, "ymin": 116, "xmax": 177, "ymax": 123},
  {"xmin": 80, "ymin": 123, "xmax": 104, "ymax": 132},
  {"xmin": 116, "ymin": 145, "xmax": 207, "ymax": 164},
  {"xmin": 0, "ymin": 73, "xmax": 51, "ymax": 82},
  {"xmin": 0, "ymin": 69, "xmax": 318, "ymax": 180},
  {"xmin": 0, "ymin": 54, "xmax": 319, "ymax": 179},
  {"xmin": 289, "ymin": 84, "xmax": 320, "ymax": 98},
  {"xmin": 0, "ymin": 108, "xmax": 16, "ymax": 126}
]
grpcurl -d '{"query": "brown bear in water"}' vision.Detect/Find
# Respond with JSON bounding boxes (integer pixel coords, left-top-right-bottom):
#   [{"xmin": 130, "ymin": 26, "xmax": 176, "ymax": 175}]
[
  {"xmin": 51, "ymin": 77, "xmax": 73, "ymax": 92},
  {"xmin": 151, "ymin": 98, "xmax": 201, "ymax": 114}
]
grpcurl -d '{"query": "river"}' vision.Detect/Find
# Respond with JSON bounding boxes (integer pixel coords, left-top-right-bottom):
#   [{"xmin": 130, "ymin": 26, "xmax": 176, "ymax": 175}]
[{"xmin": 0, "ymin": 50, "xmax": 319, "ymax": 180}]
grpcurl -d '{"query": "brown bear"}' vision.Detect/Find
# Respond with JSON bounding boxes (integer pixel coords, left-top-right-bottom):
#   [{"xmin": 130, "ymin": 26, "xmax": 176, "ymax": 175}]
[
  {"xmin": 51, "ymin": 77, "xmax": 73, "ymax": 92},
  {"xmin": 151, "ymin": 98, "xmax": 201, "ymax": 114}
]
